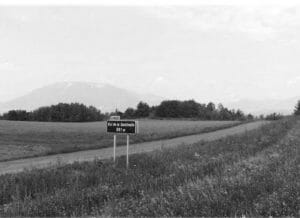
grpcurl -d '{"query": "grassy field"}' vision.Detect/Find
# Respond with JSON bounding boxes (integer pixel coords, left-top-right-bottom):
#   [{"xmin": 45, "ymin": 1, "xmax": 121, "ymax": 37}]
[
  {"xmin": 0, "ymin": 117, "xmax": 298, "ymax": 217},
  {"xmin": 0, "ymin": 120, "xmax": 239, "ymax": 161}
]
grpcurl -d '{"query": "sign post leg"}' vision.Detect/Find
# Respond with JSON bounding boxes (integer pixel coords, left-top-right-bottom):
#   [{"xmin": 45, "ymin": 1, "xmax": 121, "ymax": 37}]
[
  {"xmin": 126, "ymin": 134, "xmax": 129, "ymax": 170},
  {"xmin": 113, "ymin": 134, "xmax": 116, "ymax": 163}
]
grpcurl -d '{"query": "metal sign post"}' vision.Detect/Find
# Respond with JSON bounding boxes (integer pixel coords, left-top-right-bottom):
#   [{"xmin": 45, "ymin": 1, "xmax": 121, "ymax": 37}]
[
  {"xmin": 113, "ymin": 134, "xmax": 116, "ymax": 163},
  {"xmin": 126, "ymin": 134, "xmax": 129, "ymax": 169}
]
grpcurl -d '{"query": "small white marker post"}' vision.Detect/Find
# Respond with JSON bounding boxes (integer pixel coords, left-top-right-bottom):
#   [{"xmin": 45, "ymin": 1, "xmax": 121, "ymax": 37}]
[
  {"xmin": 113, "ymin": 134, "xmax": 116, "ymax": 163},
  {"xmin": 126, "ymin": 134, "xmax": 129, "ymax": 169}
]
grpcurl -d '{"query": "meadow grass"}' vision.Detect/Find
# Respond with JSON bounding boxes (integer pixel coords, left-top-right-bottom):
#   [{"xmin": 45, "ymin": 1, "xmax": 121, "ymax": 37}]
[
  {"xmin": 0, "ymin": 120, "xmax": 240, "ymax": 161},
  {"xmin": 0, "ymin": 117, "xmax": 298, "ymax": 217}
]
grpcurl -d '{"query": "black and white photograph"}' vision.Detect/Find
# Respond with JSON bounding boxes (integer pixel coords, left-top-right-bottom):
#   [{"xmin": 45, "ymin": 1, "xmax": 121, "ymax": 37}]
[{"xmin": 0, "ymin": 0, "xmax": 299, "ymax": 217}]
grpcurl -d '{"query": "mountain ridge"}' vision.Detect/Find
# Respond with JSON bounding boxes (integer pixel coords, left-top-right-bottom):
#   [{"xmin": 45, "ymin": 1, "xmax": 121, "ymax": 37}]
[
  {"xmin": 0, "ymin": 82, "xmax": 164, "ymax": 113},
  {"xmin": 0, "ymin": 82, "xmax": 298, "ymax": 115}
]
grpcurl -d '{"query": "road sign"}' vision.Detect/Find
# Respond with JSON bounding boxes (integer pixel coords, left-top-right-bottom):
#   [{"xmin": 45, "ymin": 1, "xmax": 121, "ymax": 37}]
[
  {"xmin": 107, "ymin": 120, "xmax": 138, "ymax": 134},
  {"xmin": 107, "ymin": 119, "xmax": 138, "ymax": 169}
]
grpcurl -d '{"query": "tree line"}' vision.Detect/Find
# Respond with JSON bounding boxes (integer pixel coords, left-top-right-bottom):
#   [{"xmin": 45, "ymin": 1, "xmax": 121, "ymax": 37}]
[
  {"xmin": 120, "ymin": 100, "xmax": 254, "ymax": 121},
  {"xmin": 0, "ymin": 100, "xmax": 252, "ymax": 122},
  {"xmin": 0, "ymin": 103, "xmax": 105, "ymax": 122},
  {"xmin": 262, "ymin": 100, "xmax": 300, "ymax": 120},
  {"xmin": 1, "ymin": 99, "xmax": 299, "ymax": 122}
]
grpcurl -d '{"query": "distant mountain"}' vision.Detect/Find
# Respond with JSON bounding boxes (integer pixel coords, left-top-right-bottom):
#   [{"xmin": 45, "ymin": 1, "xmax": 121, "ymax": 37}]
[
  {"xmin": 0, "ymin": 82, "xmax": 164, "ymax": 113},
  {"xmin": 225, "ymin": 96, "xmax": 299, "ymax": 116}
]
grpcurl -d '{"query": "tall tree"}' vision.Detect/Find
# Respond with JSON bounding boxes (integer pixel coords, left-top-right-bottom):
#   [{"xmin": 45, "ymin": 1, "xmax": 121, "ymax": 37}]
[
  {"xmin": 294, "ymin": 100, "xmax": 300, "ymax": 115},
  {"xmin": 124, "ymin": 107, "xmax": 136, "ymax": 118},
  {"xmin": 135, "ymin": 101, "xmax": 150, "ymax": 118}
]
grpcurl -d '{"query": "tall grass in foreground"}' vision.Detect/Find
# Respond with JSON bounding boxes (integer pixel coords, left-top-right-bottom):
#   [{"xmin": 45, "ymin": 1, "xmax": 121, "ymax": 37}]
[{"xmin": 0, "ymin": 117, "xmax": 298, "ymax": 216}]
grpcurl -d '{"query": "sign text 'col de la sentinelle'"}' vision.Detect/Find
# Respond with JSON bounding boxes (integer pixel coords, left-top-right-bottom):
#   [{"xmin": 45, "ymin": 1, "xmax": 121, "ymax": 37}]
[{"xmin": 107, "ymin": 120, "xmax": 139, "ymax": 134}]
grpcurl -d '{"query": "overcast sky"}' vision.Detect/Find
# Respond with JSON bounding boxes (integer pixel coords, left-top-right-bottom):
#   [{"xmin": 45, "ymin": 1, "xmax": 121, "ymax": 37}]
[{"xmin": 0, "ymin": 5, "xmax": 300, "ymax": 103}]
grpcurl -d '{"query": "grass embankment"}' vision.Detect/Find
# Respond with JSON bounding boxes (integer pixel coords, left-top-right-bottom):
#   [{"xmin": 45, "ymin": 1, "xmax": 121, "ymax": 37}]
[
  {"xmin": 0, "ymin": 120, "xmax": 240, "ymax": 161},
  {"xmin": 0, "ymin": 118, "xmax": 298, "ymax": 217}
]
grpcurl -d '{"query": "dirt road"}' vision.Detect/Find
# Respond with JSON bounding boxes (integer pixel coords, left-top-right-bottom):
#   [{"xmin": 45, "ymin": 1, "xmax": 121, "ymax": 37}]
[{"xmin": 0, "ymin": 121, "xmax": 268, "ymax": 175}]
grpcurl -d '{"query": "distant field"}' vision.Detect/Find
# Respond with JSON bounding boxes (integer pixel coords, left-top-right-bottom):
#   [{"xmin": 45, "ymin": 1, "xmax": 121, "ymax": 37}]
[{"xmin": 0, "ymin": 120, "xmax": 240, "ymax": 161}]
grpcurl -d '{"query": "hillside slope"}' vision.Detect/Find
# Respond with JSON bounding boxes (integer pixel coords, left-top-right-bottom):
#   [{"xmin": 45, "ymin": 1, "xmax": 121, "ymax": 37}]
[
  {"xmin": 0, "ymin": 82, "xmax": 163, "ymax": 112},
  {"xmin": 226, "ymin": 97, "xmax": 299, "ymax": 115}
]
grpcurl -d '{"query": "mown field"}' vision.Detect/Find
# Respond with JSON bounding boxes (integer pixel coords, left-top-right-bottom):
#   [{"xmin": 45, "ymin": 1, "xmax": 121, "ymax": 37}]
[
  {"xmin": 0, "ymin": 120, "xmax": 239, "ymax": 161},
  {"xmin": 0, "ymin": 117, "xmax": 298, "ymax": 217}
]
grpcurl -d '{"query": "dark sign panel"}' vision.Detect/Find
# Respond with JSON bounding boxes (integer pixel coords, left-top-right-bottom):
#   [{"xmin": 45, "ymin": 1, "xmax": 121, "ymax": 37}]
[{"xmin": 107, "ymin": 120, "xmax": 138, "ymax": 134}]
